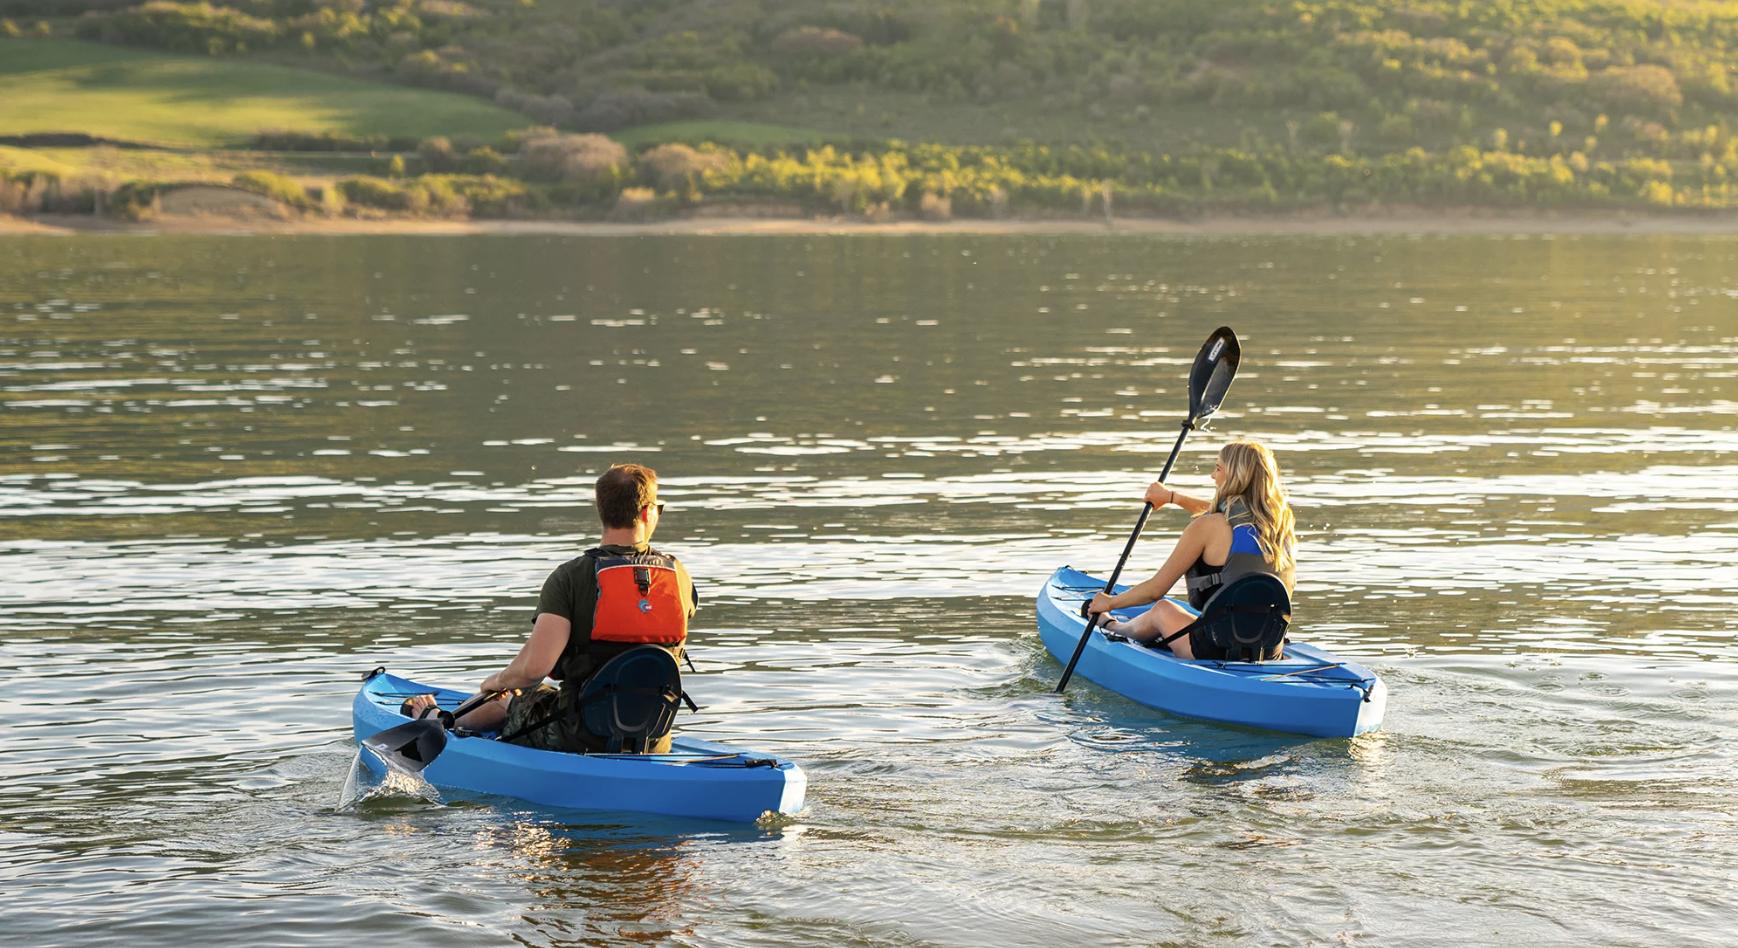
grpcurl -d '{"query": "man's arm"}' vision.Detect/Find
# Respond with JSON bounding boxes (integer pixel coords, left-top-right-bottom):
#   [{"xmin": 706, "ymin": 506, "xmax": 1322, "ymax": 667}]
[
  {"xmin": 680, "ymin": 560, "xmax": 698, "ymax": 619},
  {"xmin": 481, "ymin": 612, "xmax": 571, "ymax": 692}
]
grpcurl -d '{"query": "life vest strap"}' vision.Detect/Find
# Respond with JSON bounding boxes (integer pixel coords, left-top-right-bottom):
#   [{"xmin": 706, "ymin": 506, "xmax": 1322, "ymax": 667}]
[{"xmin": 1185, "ymin": 571, "xmax": 1222, "ymax": 594}]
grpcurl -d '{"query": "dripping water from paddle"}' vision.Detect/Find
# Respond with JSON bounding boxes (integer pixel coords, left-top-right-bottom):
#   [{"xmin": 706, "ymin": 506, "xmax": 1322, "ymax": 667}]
[{"xmin": 335, "ymin": 747, "xmax": 444, "ymax": 812}]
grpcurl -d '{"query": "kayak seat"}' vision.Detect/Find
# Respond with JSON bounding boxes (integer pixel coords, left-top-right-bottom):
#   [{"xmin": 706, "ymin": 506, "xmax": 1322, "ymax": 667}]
[
  {"xmin": 1159, "ymin": 573, "xmax": 1291, "ymax": 662},
  {"xmin": 576, "ymin": 645, "xmax": 692, "ymax": 753}
]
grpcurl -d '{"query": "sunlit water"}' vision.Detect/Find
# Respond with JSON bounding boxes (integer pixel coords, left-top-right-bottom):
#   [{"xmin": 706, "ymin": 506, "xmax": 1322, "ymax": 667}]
[{"xmin": 2, "ymin": 234, "xmax": 1735, "ymax": 944}]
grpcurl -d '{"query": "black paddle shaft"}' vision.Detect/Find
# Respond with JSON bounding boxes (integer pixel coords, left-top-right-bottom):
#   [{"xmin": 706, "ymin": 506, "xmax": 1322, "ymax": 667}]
[
  {"xmin": 1053, "ymin": 325, "xmax": 1240, "ymax": 694},
  {"xmin": 1054, "ymin": 420, "xmax": 1192, "ymax": 693}
]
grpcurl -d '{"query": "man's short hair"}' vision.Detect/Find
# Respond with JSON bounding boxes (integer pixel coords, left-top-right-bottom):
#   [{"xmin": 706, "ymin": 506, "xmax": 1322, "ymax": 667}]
[{"xmin": 595, "ymin": 463, "xmax": 657, "ymax": 528}]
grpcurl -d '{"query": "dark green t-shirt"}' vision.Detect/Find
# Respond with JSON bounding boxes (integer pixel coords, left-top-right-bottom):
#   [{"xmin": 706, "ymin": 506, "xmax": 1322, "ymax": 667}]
[{"xmin": 536, "ymin": 542, "xmax": 696, "ymax": 685}]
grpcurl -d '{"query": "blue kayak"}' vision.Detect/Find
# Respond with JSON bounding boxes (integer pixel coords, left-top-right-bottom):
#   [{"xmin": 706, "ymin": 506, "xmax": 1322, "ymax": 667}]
[
  {"xmin": 1038, "ymin": 566, "xmax": 1386, "ymax": 738},
  {"xmin": 352, "ymin": 670, "xmax": 806, "ymax": 822}
]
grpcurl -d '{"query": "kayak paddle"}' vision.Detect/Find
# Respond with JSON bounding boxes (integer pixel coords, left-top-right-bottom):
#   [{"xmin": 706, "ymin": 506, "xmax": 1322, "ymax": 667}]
[
  {"xmin": 358, "ymin": 689, "xmax": 501, "ymax": 776},
  {"xmin": 1055, "ymin": 325, "xmax": 1241, "ymax": 693}
]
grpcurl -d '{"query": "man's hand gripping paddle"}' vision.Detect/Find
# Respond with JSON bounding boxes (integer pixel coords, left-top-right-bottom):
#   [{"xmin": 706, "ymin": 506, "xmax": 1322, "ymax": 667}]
[{"xmin": 359, "ymin": 690, "xmax": 504, "ymax": 776}]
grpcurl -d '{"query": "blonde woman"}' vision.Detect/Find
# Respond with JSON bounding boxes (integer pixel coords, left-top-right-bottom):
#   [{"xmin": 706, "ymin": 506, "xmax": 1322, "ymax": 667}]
[{"xmin": 1086, "ymin": 440, "xmax": 1297, "ymax": 659}]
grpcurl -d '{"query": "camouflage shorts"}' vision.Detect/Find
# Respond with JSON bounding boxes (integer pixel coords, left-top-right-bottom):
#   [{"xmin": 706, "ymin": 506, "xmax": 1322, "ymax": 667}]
[{"xmin": 501, "ymin": 683, "xmax": 672, "ymax": 754}]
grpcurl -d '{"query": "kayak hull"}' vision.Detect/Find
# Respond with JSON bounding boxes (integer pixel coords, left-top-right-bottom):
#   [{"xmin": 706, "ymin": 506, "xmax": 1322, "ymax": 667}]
[
  {"xmin": 352, "ymin": 671, "xmax": 805, "ymax": 822},
  {"xmin": 1039, "ymin": 566, "xmax": 1386, "ymax": 738}
]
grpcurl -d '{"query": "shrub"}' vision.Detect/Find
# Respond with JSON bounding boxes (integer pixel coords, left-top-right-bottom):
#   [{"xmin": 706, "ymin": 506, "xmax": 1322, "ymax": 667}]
[
  {"xmin": 436, "ymin": 174, "xmax": 529, "ymax": 216},
  {"xmin": 1590, "ymin": 65, "xmax": 1683, "ymax": 115},
  {"xmin": 418, "ymin": 136, "xmax": 456, "ymax": 172},
  {"xmin": 572, "ymin": 88, "xmax": 712, "ymax": 132},
  {"xmin": 769, "ymin": 26, "xmax": 863, "ymax": 58},
  {"xmin": 1300, "ymin": 112, "xmax": 1343, "ymax": 150},
  {"xmin": 918, "ymin": 190, "xmax": 951, "ymax": 220},
  {"xmin": 612, "ymin": 186, "xmax": 672, "ymax": 220},
  {"xmin": 407, "ymin": 176, "xmax": 467, "ymax": 216},
  {"xmin": 519, "ymin": 132, "xmax": 627, "ymax": 194},
  {"xmin": 703, "ymin": 63, "xmax": 777, "ymax": 102},
  {"xmin": 82, "ymin": 1, "xmax": 280, "ymax": 55},
  {"xmin": 312, "ymin": 182, "xmax": 345, "ymax": 216},
  {"xmin": 494, "ymin": 88, "xmax": 576, "ymax": 126},
  {"xmin": 638, "ymin": 142, "xmax": 726, "ymax": 192},
  {"xmin": 230, "ymin": 170, "xmax": 314, "ymax": 209},
  {"xmin": 337, "ymin": 176, "xmax": 410, "ymax": 210},
  {"xmin": 108, "ymin": 180, "xmax": 166, "ymax": 220},
  {"xmin": 462, "ymin": 146, "xmax": 508, "ymax": 175},
  {"xmin": 1376, "ymin": 113, "xmax": 1415, "ymax": 147}
]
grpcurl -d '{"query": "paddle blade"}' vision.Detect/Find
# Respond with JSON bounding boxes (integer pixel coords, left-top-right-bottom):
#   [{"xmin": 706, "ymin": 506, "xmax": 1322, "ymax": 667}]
[
  {"xmin": 1187, "ymin": 326, "xmax": 1241, "ymax": 428},
  {"xmin": 359, "ymin": 718, "xmax": 449, "ymax": 776}
]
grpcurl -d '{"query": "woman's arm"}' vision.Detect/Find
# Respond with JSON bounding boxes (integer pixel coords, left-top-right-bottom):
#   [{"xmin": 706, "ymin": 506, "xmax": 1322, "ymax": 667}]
[
  {"xmin": 1145, "ymin": 481, "xmax": 1214, "ymax": 516},
  {"xmin": 1089, "ymin": 517, "xmax": 1213, "ymax": 615},
  {"xmin": 480, "ymin": 612, "xmax": 570, "ymax": 692}
]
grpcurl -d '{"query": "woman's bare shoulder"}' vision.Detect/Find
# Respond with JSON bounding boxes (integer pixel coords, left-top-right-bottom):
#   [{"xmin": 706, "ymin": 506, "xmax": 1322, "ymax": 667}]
[{"xmin": 1176, "ymin": 511, "xmax": 1229, "ymax": 542}]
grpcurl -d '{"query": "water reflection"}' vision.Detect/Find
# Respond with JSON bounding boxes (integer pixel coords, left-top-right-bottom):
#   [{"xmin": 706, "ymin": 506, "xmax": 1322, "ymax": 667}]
[{"xmin": 2, "ymin": 233, "xmax": 1736, "ymax": 944}]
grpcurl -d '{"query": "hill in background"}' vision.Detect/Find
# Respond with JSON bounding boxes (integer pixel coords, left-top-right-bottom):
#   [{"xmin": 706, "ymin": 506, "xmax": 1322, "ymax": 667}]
[
  {"xmin": 6, "ymin": 0, "xmax": 1738, "ymax": 222},
  {"xmin": 10, "ymin": 0, "xmax": 1736, "ymax": 160}
]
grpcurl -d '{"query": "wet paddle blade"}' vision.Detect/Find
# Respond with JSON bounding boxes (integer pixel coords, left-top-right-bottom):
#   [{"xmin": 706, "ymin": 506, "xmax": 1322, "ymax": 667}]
[
  {"xmin": 1187, "ymin": 326, "xmax": 1241, "ymax": 428},
  {"xmin": 358, "ymin": 718, "xmax": 449, "ymax": 776}
]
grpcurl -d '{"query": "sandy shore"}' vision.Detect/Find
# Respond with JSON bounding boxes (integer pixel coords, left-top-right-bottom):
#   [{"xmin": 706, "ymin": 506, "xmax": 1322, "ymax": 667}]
[{"xmin": 9, "ymin": 208, "xmax": 1738, "ymax": 236}]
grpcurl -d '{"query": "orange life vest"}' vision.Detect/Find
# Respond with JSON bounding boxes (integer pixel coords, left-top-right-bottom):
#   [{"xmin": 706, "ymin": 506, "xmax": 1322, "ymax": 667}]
[{"xmin": 591, "ymin": 551, "xmax": 689, "ymax": 645}]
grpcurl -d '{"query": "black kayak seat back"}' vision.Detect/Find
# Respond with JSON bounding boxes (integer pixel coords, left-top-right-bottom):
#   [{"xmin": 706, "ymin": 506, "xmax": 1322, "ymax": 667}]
[
  {"xmin": 1169, "ymin": 573, "xmax": 1292, "ymax": 662},
  {"xmin": 577, "ymin": 645, "xmax": 685, "ymax": 753}
]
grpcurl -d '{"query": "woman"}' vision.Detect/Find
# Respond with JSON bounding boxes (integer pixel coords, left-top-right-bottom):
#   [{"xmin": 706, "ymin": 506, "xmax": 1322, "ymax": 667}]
[{"xmin": 1086, "ymin": 439, "xmax": 1296, "ymax": 659}]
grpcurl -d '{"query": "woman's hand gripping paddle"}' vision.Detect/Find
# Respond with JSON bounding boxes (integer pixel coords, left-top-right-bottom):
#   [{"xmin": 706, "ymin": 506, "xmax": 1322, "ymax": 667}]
[
  {"xmin": 1055, "ymin": 326, "xmax": 1241, "ymax": 693},
  {"xmin": 359, "ymin": 690, "xmax": 503, "ymax": 777}
]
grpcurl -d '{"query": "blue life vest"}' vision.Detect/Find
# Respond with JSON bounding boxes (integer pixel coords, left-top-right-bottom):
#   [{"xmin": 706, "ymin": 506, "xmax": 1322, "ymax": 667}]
[{"xmin": 1183, "ymin": 497, "xmax": 1294, "ymax": 610}]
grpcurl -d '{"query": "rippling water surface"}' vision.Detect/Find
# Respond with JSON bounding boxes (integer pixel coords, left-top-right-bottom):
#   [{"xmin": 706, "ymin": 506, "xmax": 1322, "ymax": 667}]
[{"xmin": 3, "ymin": 234, "xmax": 1735, "ymax": 944}]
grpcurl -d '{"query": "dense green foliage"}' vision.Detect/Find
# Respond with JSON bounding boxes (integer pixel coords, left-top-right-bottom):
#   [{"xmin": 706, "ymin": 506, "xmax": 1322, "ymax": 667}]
[
  {"xmin": 8, "ymin": 1, "xmax": 1738, "ymax": 217},
  {"xmin": 23, "ymin": 0, "xmax": 1738, "ymax": 157}
]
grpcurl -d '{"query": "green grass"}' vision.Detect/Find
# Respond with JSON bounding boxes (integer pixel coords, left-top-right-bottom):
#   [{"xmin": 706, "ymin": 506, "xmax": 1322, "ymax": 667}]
[
  {"xmin": 0, "ymin": 145, "xmax": 80, "ymax": 177},
  {"xmin": 0, "ymin": 39, "xmax": 529, "ymax": 148},
  {"xmin": 612, "ymin": 120, "xmax": 839, "ymax": 150},
  {"xmin": 0, "ymin": 143, "xmax": 348, "ymax": 186}
]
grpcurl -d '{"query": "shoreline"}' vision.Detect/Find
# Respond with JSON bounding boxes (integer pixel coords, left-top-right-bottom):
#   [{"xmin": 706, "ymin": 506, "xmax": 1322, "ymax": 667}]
[{"xmin": 8, "ymin": 208, "xmax": 1738, "ymax": 236}]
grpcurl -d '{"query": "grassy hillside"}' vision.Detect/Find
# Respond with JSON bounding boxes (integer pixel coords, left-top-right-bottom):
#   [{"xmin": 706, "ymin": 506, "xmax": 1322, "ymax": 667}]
[
  {"xmin": 0, "ymin": 39, "xmax": 527, "ymax": 147},
  {"xmin": 7, "ymin": 3, "xmax": 1738, "ymax": 222},
  {"xmin": 17, "ymin": 0, "xmax": 1738, "ymax": 161}
]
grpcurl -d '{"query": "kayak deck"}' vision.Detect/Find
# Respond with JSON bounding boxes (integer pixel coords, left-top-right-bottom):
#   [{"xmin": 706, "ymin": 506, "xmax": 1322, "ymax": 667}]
[
  {"xmin": 352, "ymin": 670, "xmax": 805, "ymax": 822},
  {"xmin": 1039, "ymin": 566, "xmax": 1386, "ymax": 738}
]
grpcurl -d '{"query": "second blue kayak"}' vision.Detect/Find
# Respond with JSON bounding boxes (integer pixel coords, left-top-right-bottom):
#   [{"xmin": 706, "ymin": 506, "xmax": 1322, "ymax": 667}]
[
  {"xmin": 1038, "ymin": 566, "xmax": 1386, "ymax": 738},
  {"xmin": 353, "ymin": 669, "xmax": 806, "ymax": 822}
]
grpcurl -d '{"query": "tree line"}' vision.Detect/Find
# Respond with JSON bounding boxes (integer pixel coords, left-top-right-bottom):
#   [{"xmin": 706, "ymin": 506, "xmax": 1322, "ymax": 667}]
[{"xmin": 9, "ymin": 129, "xmax": 1734, "ymax": 221}]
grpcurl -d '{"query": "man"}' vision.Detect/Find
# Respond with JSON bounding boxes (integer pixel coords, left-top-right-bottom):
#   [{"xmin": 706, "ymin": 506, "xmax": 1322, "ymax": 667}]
[{"xmin": 401, "ymin": 463, "xmax": 696, "ymax": 753}]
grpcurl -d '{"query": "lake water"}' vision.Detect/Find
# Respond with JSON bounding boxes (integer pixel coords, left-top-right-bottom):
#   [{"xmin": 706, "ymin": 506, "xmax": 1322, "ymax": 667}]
[{"xmin": 2, "ymin": 232, "xmax": 1735, "ymax": 945}]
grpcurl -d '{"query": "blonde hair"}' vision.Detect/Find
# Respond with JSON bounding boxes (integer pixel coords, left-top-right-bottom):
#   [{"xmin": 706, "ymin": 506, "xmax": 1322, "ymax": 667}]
[{"xmin": 1212, "ymin": 440, "xmax": 1296, "ymax": 574}]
